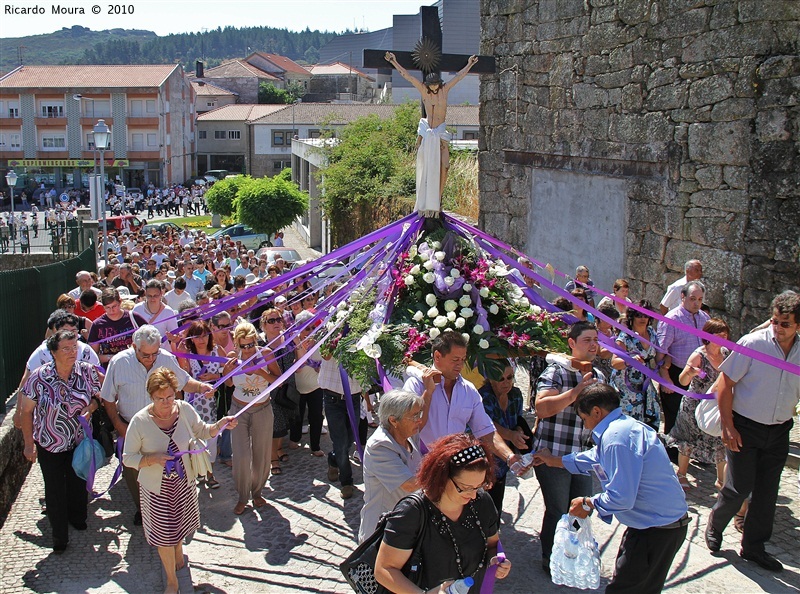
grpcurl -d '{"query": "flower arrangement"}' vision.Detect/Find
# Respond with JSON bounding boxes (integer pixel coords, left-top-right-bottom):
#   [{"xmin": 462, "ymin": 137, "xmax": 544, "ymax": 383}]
[{"xmin": 325, "ymin": 229, "xmax": 570, "ymax": 385}]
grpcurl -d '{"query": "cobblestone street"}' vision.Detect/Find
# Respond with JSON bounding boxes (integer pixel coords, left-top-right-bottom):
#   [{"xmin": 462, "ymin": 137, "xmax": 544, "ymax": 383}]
[{"xmin": 0, "ymin": 419, "xmax": 797, "ymax": 594}]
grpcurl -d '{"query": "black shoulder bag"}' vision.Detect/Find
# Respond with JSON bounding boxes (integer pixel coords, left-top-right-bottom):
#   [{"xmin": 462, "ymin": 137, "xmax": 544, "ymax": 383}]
[{"xmin": 340, "ymin": 491, "xmax": 428, "ymax": 594}]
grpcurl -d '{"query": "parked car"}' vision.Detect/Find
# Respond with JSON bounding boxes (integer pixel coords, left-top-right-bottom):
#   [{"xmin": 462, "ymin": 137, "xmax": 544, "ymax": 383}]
[
  {"xmin": 141, "ymin": 221, "xmax": 181, "ymax": 236},
  {"xmin": 183, "ymin": 177, "xmax": 207, "ymax": 187},
  {"xmin": 304, "ymin": 260, "xmax": 352, "ymax": 289},
  {"xmin": 203, "ymin": 169, "xmax": 229, "ymax": 181},
  {"xmin": 255, "ymin": 247, "xmax": 303, "ymax": 267},
  {"xmin": 210, "ymin": 223, "xmax": 270, "ymax": 249}
]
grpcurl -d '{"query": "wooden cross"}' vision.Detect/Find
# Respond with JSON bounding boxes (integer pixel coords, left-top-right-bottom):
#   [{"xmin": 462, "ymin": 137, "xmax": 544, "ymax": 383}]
[{"xmin": 363, "ymin": 6, "xmax": 495, "ymax": 87}]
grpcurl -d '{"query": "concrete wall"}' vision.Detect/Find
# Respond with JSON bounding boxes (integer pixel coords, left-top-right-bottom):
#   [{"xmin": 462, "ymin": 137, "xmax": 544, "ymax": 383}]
[{"xmin": 479, "ymin": 0, "xmax": 800, "ymax": 335}]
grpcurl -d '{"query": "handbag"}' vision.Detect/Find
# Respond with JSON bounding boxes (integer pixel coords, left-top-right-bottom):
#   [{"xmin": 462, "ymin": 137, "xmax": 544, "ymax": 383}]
[
  {"xmin": 695, "ymin": 380, "xmax": 722, "ymax": 437},
  {"xmin": 340, "ymin": 492, "xmax": 428, "ymax": 594},
  {"xmin": 178, "ymin": 408, "xmax": 213, "ymax": 479},
  {"xmin": 72, "ymin": 416, "xmax": 109, "ymax": 481},
  {"xmin": 91, "ymin": 405, "xmax": 116, "ymax": 457}
]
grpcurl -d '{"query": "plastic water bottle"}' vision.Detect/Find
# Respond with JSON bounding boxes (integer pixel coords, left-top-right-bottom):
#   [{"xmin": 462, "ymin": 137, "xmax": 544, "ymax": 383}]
[
  {"xmin": 444, "ymin": 576, "xmax": 474, "ymax": 594},
  {"xmin": 509, "ymin": 452, "xmax": 535, "ymax": 477}
]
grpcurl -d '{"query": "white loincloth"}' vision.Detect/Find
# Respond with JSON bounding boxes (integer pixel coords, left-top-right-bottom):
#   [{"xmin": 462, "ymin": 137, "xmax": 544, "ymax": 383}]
[{"xmin": 415, "ymin": 118, "xmax": 450, "ymax": 217}]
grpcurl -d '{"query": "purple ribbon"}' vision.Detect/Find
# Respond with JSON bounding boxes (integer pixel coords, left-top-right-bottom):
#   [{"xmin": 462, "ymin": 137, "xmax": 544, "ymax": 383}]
[
  {"xmin": 443, "ymin": 214, "xmax": 800, "ymax": 377},
  {"xmin": 480, "ymin": 541, "xmax": 506, "ymax": 594}
]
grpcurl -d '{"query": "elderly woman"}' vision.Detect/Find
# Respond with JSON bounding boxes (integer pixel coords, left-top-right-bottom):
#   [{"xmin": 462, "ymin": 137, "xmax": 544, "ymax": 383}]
[
  {"xmin": 375, "ymin": 433, "xmax": 512, "ymax": 593},
  {"xmin": 222, "ymin": 322, "xmax": 281, "ymax": 515},
  {"xmin": 19, "ymin": 329, "xmax": 103, "ymax": 553},
  {"xmin": 610, "ymin": 299, "xmax": 665, "ymax": 430},
  {"xmin": 358, "ymin": 389, "xmax": 424, "ymax": 542},
  {"xmin": 479, "ymin": 364, "xmax": 532, "ymax": 517},
  {"xmin": 123, "ymin": 368, "xmax": 237, "ymax": 594}
]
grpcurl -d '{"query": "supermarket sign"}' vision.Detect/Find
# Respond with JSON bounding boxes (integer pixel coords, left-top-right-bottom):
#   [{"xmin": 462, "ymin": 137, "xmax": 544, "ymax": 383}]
[{"xmin": 8, "ymin": 159, "xmax": 130, "ymax": 167}]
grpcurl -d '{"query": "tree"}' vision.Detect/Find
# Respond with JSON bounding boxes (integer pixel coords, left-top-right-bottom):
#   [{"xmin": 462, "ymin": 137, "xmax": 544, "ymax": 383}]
[
  {"xmin": 286, "ymin": 81, "xmax": 306, "ymax": 101},
  {"xmin": 205, "ymin": 176, "xmax": 251, "ymax": 216},
  {"xmin": 258, "ymin": 82, "xmax": 292, "ymax": 104},
  {"xmin": 237, "ymin": 177, "xmax": 308, "ymax": 238}
]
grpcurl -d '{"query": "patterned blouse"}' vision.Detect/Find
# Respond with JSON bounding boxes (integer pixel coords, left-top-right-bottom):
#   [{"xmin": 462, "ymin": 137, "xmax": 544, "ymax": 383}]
[{"xmin": 23, "ymin": 361, "xmax": 101, "ymax": 453}]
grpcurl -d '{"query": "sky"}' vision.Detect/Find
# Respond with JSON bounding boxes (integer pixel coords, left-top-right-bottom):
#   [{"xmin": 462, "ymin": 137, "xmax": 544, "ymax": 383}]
[{"xmin": 0, "ymin": 0, "xmax": 433, "ymax": 38}]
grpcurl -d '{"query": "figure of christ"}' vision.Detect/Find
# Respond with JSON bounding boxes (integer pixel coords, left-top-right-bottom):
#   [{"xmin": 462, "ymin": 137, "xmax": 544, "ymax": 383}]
[{"xmin": 384, "ymin": 51, "xmax": 479, "ymax": 216}]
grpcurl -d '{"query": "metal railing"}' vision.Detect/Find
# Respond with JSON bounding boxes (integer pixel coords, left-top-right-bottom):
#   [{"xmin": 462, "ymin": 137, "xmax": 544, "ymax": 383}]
[{"xmin": 0, "ymin": 220, "xmax": 85, "ymax": 259}]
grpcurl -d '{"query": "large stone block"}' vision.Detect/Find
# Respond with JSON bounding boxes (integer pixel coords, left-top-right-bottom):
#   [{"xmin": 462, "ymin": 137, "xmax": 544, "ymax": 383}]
[
  {"xmin": 621, "ymin": 83, "xmax": 644, "ymax": 111},
  {"xmin": 757, "ymin": 55, "xmax": 800, "ymax": 79},
  {"xmin": 641, "ymin": 232, "xmax": 669, "ymax": 261},
  {"xmin": 723, "ymin": 166, "xmax": 750, "ymax": 189},
  {"xmin": 583, "ymin": 22, "xmax": 639, "ymax": 53},
  {"xmin": 595, "ymin": 69, "xmax": 634, "ymax": 89},
  {"xmin": 609, "ymin": 45, "xmax": 634, "ymax": 70},
  {"xmin": 682, "ymin": 24, "xmax": 777, "ymax": 62},
  {"xmin": 688, "ymin": 74, "xmax": 735, "ymax": 108},
  {"xmin": 738, "ymin": 0, "xmax": 800, "ymax": 23},
  {"xmin": 710, "ymin": 98, "xmax": 756, "ymax": 121},
  {"xmin": 651, "ymin": 8, "xmax": 710, "ymax": 39},
  {"xmin": 537, "ymin": 18, "xmax": 589, "ymax": 41},
  {"xmin": 690, "ymin": 189, "xmax": 749, "ymax": 213},
  {"xmin": 647, "ymin": 67, "xmax": 679, "ymax": 89},
  {"xmin": 687, "ymin": 212, "xmax": 746, "ymax": 251},
  {"xmin": 627, "ymin": 254, "xmax": 664, "ymax": 284},
  {"xmin": 649, "ymin": 206, "xmax": 686, "ymax": 238},
  {"xmin": 694, "ymin": 166, "xmax": 723, "ymax": 189},
  {"xmin": 573, "ymin": 83, "xmax": 609, "ymax": 108},
  {"xmin": 609, "ymin": 112, "xmax": 673, "ymax": 142},
  {"xmin": 756, "ymin": 110, "xmax": 792, "ymax": 142},
  {"xmin": 710, "ymin": 1, "xmax": 738, "ymax": 29},
  {"xmin": 538, "ymin": 0, "xmax": 586, "ymax": 22},
  {"xmin": 646, "ymin": 83, "xmax": 688, "ymax": 110},
  {"xmin": 688, "ymin": 121, "xmax": 752, "ymax": 165},
  {"xmin": 550, "ymin": 53, "xmax": 575, "ymax": 87},
  {"xmin": 617, "ymin": 0, "xmax": 654, "ymax": 25}
]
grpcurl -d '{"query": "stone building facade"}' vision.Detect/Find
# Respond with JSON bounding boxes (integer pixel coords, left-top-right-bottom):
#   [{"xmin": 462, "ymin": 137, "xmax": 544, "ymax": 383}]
[{"xmin": 478, "ymin": 0, "xmax": 799, "ymax": 335}]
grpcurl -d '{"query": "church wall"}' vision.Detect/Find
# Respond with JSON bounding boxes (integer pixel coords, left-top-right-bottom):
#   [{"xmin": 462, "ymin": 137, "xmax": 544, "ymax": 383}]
[{"xmin": 479, "ymin": 0, "xmax": 799, "ymax": 335}]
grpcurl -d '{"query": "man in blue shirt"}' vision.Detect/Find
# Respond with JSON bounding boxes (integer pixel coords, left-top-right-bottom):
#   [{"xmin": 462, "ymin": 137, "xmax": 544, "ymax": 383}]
[{"xmin": 535, "ymin": 384, "xmax": 689, "ymax": 594}]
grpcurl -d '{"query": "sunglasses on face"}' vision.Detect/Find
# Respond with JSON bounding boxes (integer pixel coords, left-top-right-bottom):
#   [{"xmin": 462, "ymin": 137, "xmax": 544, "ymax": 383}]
[
  {"xmin": 264, "ymin": 318, "xmax": 282, "ymax": 325},
  {"xmin": 239, "ymin": 342, "xmax": 256, "ymax": 350},
  {"xmin": 770, "ymin": 318, "xmax": 795, "ymax": 329},
  {"xmin": 215, "ymin": 323, "xmax": 231, "ymax": 330}
]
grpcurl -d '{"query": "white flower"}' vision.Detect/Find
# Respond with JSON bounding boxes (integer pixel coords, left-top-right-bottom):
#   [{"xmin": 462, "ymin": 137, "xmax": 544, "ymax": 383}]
[
  {"xmin": 434, "ymin": 251, "xmax": 446, "ymax": 261},
  {"xmin": 423, "ymin": 260, "xmax": 435, "ymax": 271},
  {"xmin": 444, "ymin": 327, "xmax": 453, "ymax": 333},
  {"xmin": 423, "ymin": 272, "xmax": 435, "ymax": 284},
  {"xmin": 404, "ymin": 275, "xmax": 415, "ymax": 286},
  {"xmin": 459, "ymin": 295, "xmax": 472, "ymax": 307},
  {"xmin": 473, "ymin": 324, "xmax": 485, "ymax": 335},
  {"xmin": 409, "ymin": 245, "xmax": 418, "ymax": 258},
  {"xmin": 325, "ymin": 321, "xmax": 336, "ymax": 332},
  {"xmin": 444, "ymin": 276, "xmax": 455, "ymax": 286},
  {"xmin": 429, "ymin": 327, "xmax": 441, "ymax": 339},
  {"xmin": 412, "ymin": 310, "xmax": 424, "ymax": 322},
  {"xmin": 450, "ymin": 269, "xmax": 461, "ymax": 278},
  {"xmin": 479, "ymin": 287, "xmax": 490, "ymax": 298},
  {"xmin": 336, "ymin": 302, "xmax": 347, "ymax": 311},
  {"xmin": 427, "ymin": 306, "xmax": 439, "ymax": 318},
  {"xmin": 479, "ymin": 339, "xmax": 490, "ymax": 349},
  {"xmin": 444, "ymin": 299, "xmax": 458, "ymax": 312},
  {"xmin": 460, "ymin": 307, "xmax": 474, "ymax": 319},
  {"xmin": 462, "ymin": 283, "xmax": 473, "ymax": 292},
  {"xmin": 409, "ymin": 264, "xmax": 421, "ymax": 275},
  {"xmin": 532, "ymin": 305, "xmax": 542, "ymax": 315},
  {"xmin": 462, "ymin": 333, "xmax": 470, "ymax": 343},
  {"xmin": 489, "ymin": 304, "xmax": 499, "ymax": 315},
  {"xmin": 419, "ymin": 251, "xmax": 430, "ymax": 262},
  {"xmin": 518, "ymin": 296, "xmax": 530, "ymax": 308},
  {"xmin": 336, "ymin": 309, "xmax": 349, "ymax": 320},
  {"xmin": 455, "ymin": 317, "xmax": 466, "ymax": 329},
  {"xmin": 447, "ymin": 311, "xmax": 457, "ymax": 322},
  {"xmin": 432, "ymin": 241, "xmax": 441, "ymax": 249},
  {"xmin": 433, "ymin": 316, "xmax": 449, "ymax": 328},
  {"xmin": 364, "ymin": 344, "xmax": 382, "ymax": 359},
  {"xmin": 425, "ymin": 294, "xmax": 438, "ymax": 307}
]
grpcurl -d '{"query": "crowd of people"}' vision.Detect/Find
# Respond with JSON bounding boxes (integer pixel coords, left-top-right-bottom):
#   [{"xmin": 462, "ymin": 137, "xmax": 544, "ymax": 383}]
[{"xmin": 11, "ymin": 219, "xmax": 799, "ymax": 594}]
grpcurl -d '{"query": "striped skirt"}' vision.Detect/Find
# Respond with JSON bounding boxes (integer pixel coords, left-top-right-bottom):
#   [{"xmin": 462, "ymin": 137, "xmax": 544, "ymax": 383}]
[{"xmin": 141, "ymin": 461, "xmax": 200, "ymax": 547}]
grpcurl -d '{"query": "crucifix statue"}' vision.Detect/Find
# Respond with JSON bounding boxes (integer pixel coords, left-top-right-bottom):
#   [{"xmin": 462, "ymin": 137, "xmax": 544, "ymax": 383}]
[{"xmin": 363, "ymin": 6, "xmax": 496, "ymax": 217}]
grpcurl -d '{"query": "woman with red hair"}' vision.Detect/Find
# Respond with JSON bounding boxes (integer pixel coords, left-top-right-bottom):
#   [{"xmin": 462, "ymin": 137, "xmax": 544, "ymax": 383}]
[{"xmin": 374, "ymin": 433, "xmax": 512, "ymax": 593}]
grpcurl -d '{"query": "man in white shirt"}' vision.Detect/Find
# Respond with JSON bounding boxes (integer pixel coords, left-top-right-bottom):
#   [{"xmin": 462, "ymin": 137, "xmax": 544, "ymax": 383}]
[
  {"xmin": 178, "ymin": 228, "xmax": 194, "ymax": 248},
  {"xmin": 232, "ymin": 255, "xmax": 251, "ymax": 279},
  {"xmin": 101, "ymin": 325, "xmax": 213, "ymax": 524},
  {"xmin": 660, "ymin": 259, "xmax": 703, "ymax": 314},
  {"xmin": 164, "ymin": 277, "xmax": 192, "ymax": 311},
  {"xmin": 67, "ymin": 271, "xmax": 102, "ymax": 300},
  {"xmin": 132, "ymin": 279, "xmax": 178, "ymax": 345}
]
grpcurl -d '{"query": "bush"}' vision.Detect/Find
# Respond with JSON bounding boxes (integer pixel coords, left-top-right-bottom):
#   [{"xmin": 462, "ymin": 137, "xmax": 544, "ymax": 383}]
[
  {"xmin": 205, "ymin": 176, "xmax": 252, "ymax": 216},
  {"xmin": 237, "ymin": 177, "xmax": 308, "ymax": 237}
]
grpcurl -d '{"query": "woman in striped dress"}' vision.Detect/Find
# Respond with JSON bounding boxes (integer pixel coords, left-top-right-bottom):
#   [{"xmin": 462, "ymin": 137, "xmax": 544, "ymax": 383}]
[{"xmin": 123, "ymin": 368, "xmax": 237, "ymax": 594}]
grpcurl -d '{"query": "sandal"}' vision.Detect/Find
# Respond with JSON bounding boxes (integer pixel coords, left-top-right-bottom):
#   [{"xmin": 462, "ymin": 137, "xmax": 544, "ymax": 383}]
[
  {"xmin": 271, "ymin": 463, "xmax": 283, "ymax": 475},
  {"xmin": 288, "ymin": 441, "xmax": 302, "ymax": 450},
  {"xmin": 207, "ymin": 476, "xmax": 220, "ymax": 489},
  {"xmin": 734, "ymin": 513, "xmax": 746, "ymax": 533},
  {"xmin": 677, "ymin": 473, "xmax": 691, "ymax": 491},
  {"xmin": 278, "ymin": 453, "xmax": 289, "ymax": 463},
  {"xmin": 233, "ymin": 502, "xmax": 247, "ymax": 515}
]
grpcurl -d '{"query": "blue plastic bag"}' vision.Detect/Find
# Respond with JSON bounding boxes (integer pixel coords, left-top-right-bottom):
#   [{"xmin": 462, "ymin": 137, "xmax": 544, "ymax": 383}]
[{"xmin": 71, "ymin": 417, "xmax": 109, "ymax": 481}]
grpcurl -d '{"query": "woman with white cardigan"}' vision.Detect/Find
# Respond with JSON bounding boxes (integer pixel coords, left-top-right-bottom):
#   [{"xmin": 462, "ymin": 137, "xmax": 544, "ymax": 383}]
[{"xmin": 123, "ymin": 367, "xmax": 237, "ymax": 594}]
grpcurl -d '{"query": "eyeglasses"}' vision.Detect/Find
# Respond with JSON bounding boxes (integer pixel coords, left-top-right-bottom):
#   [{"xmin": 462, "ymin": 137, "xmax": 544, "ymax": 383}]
[
  {"xmin": 264, "ymin": 318, "xmax": 282, "ymax": 324},
  {"xmin": 498, "ymin": 374, "xmax": 515, "ymax": 382},
  {"xmin": 152, "ymin": 394, "xmax": 175, "ymax": 404},
  {"xmin": 239, "ymin": 341, "xmax": 256, "ymax": 349},
  {"xmin": 403, "ymin": 410, "xmax": 424, "ymax": 421},
  {"xmin": 449, "ymin": 477, "xmax": 488, "ymax": 494},
  {"xmin": 137, "ymin": 349, "xmax": 159, "ymax": 360},
  {"xmin": 57, "ymin": 344, "xmax": 79, "ymax": 353},
  {"xmin": 770, "ymin": 318, "xmax": 796, "ymax": 329}
]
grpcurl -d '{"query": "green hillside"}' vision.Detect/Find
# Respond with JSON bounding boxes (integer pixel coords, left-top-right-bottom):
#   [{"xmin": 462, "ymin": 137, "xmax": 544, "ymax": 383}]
[
  {"xmin": 0, "ymin": 26, "xmax": 156, "ymax": 74},
  {"xmin": 0, "ymin": 25, "xmax": 338, "ymax": 75}
]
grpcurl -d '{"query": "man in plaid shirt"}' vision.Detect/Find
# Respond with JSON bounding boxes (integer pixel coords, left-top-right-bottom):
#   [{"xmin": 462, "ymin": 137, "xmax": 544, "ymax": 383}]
[{"xmin": 533, "ymin": 321, "xmax": 608, "ymax": 573}]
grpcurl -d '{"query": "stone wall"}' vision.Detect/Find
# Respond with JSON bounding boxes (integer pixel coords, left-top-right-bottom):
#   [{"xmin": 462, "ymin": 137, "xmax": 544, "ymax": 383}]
[{"xmin": 479, "ymin": 0, "xmax": 799, "ymax": 334}]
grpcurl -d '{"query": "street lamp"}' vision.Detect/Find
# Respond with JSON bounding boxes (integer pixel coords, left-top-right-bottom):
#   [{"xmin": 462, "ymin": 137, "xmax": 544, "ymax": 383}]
[
  {"xmin": 5, "ymin": 169, "xmax": 17, "ymax": 254},
  {"xmin": 93, "ymin": 119, "xmax": 110, "ymax": 263},
  {"xmin": 291, "ymin": 98, "xmax": 301, "ymax": 141}
]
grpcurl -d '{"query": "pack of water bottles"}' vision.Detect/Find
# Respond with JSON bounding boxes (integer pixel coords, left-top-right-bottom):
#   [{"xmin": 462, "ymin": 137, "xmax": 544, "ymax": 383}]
[{"xmin": 550, "ymin": 514, "xmax": 601, "ymax": 589}]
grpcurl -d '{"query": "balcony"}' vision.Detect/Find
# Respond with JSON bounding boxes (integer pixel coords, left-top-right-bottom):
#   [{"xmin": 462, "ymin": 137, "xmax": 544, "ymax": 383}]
[
  {"xmin": 35, "ymin": 116, "xmax": 67, "ymax": 126},
  {"xmin": 80, "ymin": 117, "xmax": 114, "ymax": 126},
  {"xmin": 127, "ymin": 117, "xmax": 159, "ymax": 126}
]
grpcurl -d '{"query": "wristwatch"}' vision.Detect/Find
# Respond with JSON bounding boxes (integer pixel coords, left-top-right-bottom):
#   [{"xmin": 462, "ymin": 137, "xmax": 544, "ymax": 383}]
[{"xmin": 582, "ymin": 497, "xmax": 592, "ymax": 512}]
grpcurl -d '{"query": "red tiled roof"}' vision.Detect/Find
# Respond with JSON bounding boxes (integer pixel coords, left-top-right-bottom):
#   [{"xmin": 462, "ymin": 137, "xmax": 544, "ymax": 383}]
[
  {"xmin": 197, "ymin": 104, "xmax": 289, "ymax": 122},
  {"xmin": 191, "ymin": 80, "xmax": 238, "ymax": 96},
  {"xmin": 0, "ymin": 64, "xmax": 181, "ymax": 88},
  {"xmin": 204, "ymin": 60, "xmax": 280, "ymax": 81},
  {"xmin": 248, "ymin": 103, "xmax": 479, "ymax": 126},
  {"xmin": 307, "ymin": 62, "xmax": 374, "ymax": 80},
  {"xmin": 248, "ymin": 52, "xmax": 310, "ymax": 76}
]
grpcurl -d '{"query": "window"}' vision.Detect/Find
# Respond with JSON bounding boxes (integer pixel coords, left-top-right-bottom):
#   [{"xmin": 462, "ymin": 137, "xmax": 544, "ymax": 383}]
[
  {"xmin": 227, "ymin": 130, "xmax": 241, "ymax": 140},
  {"xmin": 131, "ymin": 133, "xmax": 144, "ymax": 151},
  {"xmin": 130, "ymin": 99, "xmax": 156, "ymax": 116},
  {"xmin": 40, "ymin": 102, "xmax": 64, "ymax": 118},
  {"xmin": 146, "ymin": 100, "xmax": 156, "ymax": 114},
  {"xmin": 10, "ymin": 134, "xmax": 21, "ymax": 149},
  {"xmin": 463, "ymin": 131, "xmax": 479, "ymax": 140},
  {"xmin": 3, "ymin": 100, "xmax": 19, "ymax": 118},
  {"xmin": 272, "ymin": 130, "xmax": 297, "ymax": 146},
  {"xmin": 81, "ymin": 99, "xmax": 111, "ymax": 118},
  {"xmin": 214, "ymin": 130, "xmax": 226, "ymax": 140},
  {"xmin": 206, "ymin": 101, "xmax": 216, "ymax": 108},
  {"xmin": 198, "ymin": 130, "xmax": 207, "ymax": 139},
  {"xmin": 273, "ymin": 160, "xmax": 291, "ymax": 171},
  {"xmin": 308, "ymin": 129, "xmax": 321, "ymax": 139},
  {"xmin": 130, "ymin": 100, "xmax": 143, "ymax": 116},
  {"xmin": 42, "ymin": 133, "xmax": 66, "ymax": 149},
  {"xmin": 86, "ymin": 132, "xmax": 111, "ymax": 150},
  {"xmin": 147, "ymin": 133, "xmax": 157, "ymax": 147}
]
